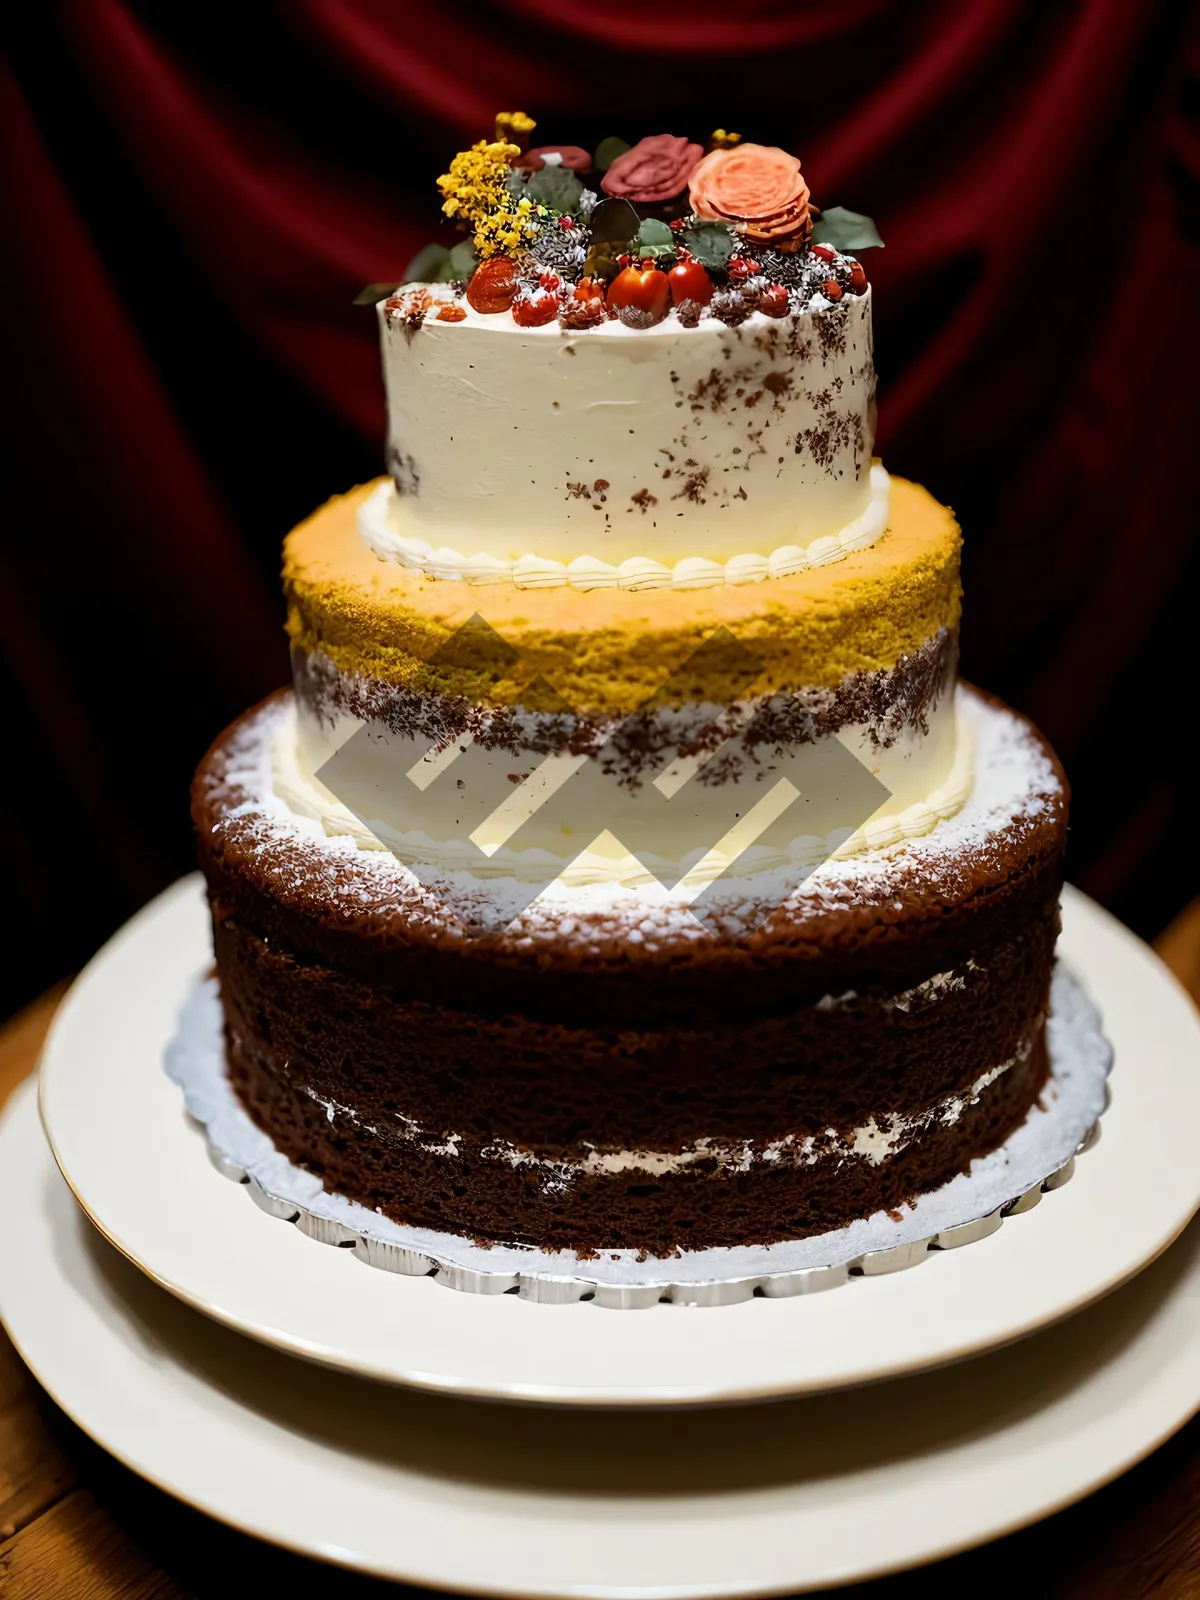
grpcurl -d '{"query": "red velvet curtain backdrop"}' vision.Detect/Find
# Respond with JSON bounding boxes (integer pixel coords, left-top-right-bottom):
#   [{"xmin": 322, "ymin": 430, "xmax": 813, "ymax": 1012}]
[{"xmin": 2, "ymin": 2, "xmax": 1197, "ymax": 1014}]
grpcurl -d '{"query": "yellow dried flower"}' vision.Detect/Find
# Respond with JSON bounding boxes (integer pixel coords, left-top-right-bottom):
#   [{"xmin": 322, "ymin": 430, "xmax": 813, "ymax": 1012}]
[
  {"xmin": 709, "ymin": 128, "xmax": 742, "ymax": 151},
  {"xmin": 437, "ymin": 139, "xmax": 517, "ymax": 221},
  {"xmin": 437, "ymin": 138, "xmax": 539, "ymax": 256},
  {"xmin": 495, "ymin": 110, "xmax": 536, "ymax": 148},
  {"xmin": 473, "ymin": 196, "xmax": 538, "ymax": 257}
]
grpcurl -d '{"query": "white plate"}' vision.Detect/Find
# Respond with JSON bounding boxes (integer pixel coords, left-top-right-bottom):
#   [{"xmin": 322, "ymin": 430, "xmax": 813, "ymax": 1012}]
[
  {"xmin": 4, "ymin": 1081, "xmax": 1200, "ymax": 1594},
  {"xmin": 36, "ymin": 876, "xmax": 1200, "ymax": 1406}
]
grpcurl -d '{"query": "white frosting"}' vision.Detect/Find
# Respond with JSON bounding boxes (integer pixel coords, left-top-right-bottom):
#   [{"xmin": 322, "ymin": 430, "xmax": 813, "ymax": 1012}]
[
  {"xmin": 357, "ymin": 465, "xmax": 891, "ymax": 588},
  {"xmin": 278, "ymin": 691, "xmax": 969, "ymax": 886},
  {"xmin": 379, "ymin": 288, "xmax": 876, "ymax": 568}
]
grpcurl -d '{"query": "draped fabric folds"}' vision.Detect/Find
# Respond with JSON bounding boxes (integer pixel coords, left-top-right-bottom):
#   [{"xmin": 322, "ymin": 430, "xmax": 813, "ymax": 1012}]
[{"xmin": 3, "ymin": 2, "xmax": 1197, "ymax": 1010}]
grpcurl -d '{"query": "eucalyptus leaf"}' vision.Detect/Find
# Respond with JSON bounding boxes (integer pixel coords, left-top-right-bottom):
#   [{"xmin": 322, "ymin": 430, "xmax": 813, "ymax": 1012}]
[
  {"xmin": 504, "ymin": 166, "xmax": 527, "ymax": 200},
  {"xmin": 402, "ymin": 242, "xmax": 451, "ymax": 283},
  {"xmin": 682, "ymin": 221, "xmax": 736, "ymax": 271},
  {"xmin": 447, "ymin": 239, "xmax": 478, "ymax": 278},
  {"xmin": 593, "ymin": 136, "xmax": 630, "ymax": 174},
  {"xmin": 637, "ymin": 218, "xmax": 674, "ymax": 247},
  {"xmin": 633, "ymin": 216, "xmax": 676, "ymax": 260},
  {"xmin": 588, "ymin": 195, "xmax": 640, "ymax": 247},
  {"xmin": 811, "ymin": 207, "xmax": 885, "ymax": 252},
  {"xmin": 526, "ymin": 165, "xmax": 584, "ymax": 213},
  {"xmin": 352, "ymin": 280, "xmax": 401, "ymax": 305}
]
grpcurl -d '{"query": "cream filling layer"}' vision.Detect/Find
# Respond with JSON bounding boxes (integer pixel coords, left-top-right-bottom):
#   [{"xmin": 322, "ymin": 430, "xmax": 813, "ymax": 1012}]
[
  {"xmin": 295, "ymin": 1034, "xmax": 1031, "ymax": 1193},
  {"xmin": 358, "ymin": 465, "xmax": 891, "ymax": 590},
  {"xmin": 272, "ymin": 697, "xmax": 973, "ymax": 888}
]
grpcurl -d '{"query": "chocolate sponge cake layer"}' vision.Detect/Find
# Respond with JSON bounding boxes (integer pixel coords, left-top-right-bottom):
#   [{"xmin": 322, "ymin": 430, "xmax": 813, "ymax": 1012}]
[{"xmin": 214, "ymin": 914, "xmax": 1052, "ymax": 1252}]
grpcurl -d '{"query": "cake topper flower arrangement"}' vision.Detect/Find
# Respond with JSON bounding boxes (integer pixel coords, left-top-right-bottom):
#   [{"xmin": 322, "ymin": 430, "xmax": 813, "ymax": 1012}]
[{"xmin": 361, "ymin": 113, "xmax": 883, "ymax": 333}]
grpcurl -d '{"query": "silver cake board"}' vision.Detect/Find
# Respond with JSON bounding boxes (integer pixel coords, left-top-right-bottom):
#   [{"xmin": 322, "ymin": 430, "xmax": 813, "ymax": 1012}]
[{"xmin": 165, "ymin": 965, "xmax": 1112, "ymax": 1309}]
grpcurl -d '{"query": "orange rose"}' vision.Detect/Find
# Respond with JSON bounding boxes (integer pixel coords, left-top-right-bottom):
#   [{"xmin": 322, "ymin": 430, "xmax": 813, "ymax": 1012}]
[{"xmin": 688, "ymin": 143, "xmax": 812, "ymax": 249}]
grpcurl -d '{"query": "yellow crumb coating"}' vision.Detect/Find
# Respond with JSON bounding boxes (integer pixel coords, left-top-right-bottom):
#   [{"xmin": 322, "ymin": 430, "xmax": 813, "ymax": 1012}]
[{"xmin": 284, "ymin": 478, "xmax": 961, "ymax": 714}]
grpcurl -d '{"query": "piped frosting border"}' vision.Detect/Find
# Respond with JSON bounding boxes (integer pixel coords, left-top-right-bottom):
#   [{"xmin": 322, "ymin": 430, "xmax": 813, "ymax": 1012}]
[{"xmin": 358, "ymin": 465, "xmax": 891, "ymax": 591}]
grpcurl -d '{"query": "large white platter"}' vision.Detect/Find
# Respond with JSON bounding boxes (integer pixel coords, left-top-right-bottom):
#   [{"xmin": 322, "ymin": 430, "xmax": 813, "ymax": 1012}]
[
  {"xmin": 3, "ymin": 1081, "xmax": 1200, "ymax": 1593},
  {"xmin": 34, "ymin": 875, "xmax": 1200, "ymax": 1405}
]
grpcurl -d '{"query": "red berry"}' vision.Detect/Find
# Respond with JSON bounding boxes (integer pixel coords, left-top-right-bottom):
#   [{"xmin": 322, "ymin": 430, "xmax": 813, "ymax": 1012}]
[
  {"xmin": 606, "ymin": 264, "xmax": 671, "ymax": 325},
  {"xmin": 512, "ymin": 290, "xmax": 559, "ymax": 327},
  {"xmin": 539, "ymin": 270, "xmax": 562, "ymax": 292},
  {"xmin": 727, "ymin": 255, "xmax": 760, "ymax": 280},
  {"xmin": 669, "ymin": 217, "xmax": 687, "ymax": 231},
  {"xmin": 667, "ymin": 257, "xmax": 713, "ymax": 307},
  {"xmin": 757, "ymin": 283, "xmax": 789, "ymax": 318},
  {"xmin": 558, "ymin": 215, "xmax": 575, "ymax": 230},
  {"xmin": 848, "ymin": 261, "xmax": 868, "ymax": 294},
  {"xmin": 466, "ymin": 259, "xmax": 518, "ymax": 315},
  {"xmin": 574, "ymin": 277, "xmax": 606, "ymax": 302},
  {"xmin": 617, "ymin": 253, "xmax": 632, "ymax": 268},
  {"xmin": 821, "ymin": 278, "xmax": 844, "ymax": 302},
  {"xmin": 812, "ymin": 243, "xmax": 836, "ymax": 262}
]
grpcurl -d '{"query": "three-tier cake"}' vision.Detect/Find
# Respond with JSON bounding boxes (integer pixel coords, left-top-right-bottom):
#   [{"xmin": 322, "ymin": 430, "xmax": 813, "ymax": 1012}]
[{"xmin": 192, "ymin": 119, "xmax": 1067, "ymax": 1255}]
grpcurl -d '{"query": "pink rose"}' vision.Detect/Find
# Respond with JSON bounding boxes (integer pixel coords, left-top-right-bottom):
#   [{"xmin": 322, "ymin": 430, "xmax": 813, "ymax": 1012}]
[{"xmin": 601, "ymin": 134, "xmax": 703, "ymax": 205}]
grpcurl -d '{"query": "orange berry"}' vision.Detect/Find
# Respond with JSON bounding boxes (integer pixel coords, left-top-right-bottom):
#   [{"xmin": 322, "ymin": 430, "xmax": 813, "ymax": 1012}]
[{"xmin": 467, "ymin": 259, "xmax": 519, "ymax": 315}]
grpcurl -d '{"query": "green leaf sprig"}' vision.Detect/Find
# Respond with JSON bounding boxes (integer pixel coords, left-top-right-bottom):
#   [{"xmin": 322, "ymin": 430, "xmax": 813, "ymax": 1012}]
[
  {"xmin": 592, "ymin": 136, "xmax": 630, "ymax": 173},
  {"xmin": 525, "ymin": 165, "xmax": 585, "ymax": 214},
  {"xmin": 681, "ymin": 221, "xmax": 736, "ymax": 271},
  {"xmin": 352, "ymin": 236, "xmax": 479, "ymax": 303},
  {"xmin": 811, "ymin": 207, "xmax": 884, "ymax": 252},
  {"xmin": 633, "ymin": 217, "xmax": 675, "ymax": 261}
]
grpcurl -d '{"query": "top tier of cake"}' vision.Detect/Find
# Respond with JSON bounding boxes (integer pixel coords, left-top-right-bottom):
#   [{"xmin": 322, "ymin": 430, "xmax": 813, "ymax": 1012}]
[
  {"xmin": 375, "ymin": 288, "xmax": 880, "ymax": 574},
  {"xmin": 365, "ymin": 119, "xmax": 889, "ymax": 586}
]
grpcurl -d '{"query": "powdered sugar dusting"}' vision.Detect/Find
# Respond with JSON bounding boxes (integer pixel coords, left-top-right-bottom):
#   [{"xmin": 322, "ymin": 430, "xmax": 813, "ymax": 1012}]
[{"xmin": 199, "ymin": 685, "xmax": 1062, "ymax": 958}]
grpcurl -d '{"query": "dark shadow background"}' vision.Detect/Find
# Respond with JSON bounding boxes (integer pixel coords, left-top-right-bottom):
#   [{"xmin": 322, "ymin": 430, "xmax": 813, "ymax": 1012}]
[{"xmin": 2, "ymin": 1, "xmax": 1198, "ymax": 1018}]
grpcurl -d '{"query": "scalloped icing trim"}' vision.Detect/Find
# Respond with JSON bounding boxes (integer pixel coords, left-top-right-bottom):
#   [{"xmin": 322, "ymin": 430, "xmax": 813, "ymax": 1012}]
[
  {"xmin": 357, "ymin": 466, "xmax": 891, "ymax": 591},
  {"xmin": 271, "ymin": 695, "xmax": 973, "ymax": 891}
]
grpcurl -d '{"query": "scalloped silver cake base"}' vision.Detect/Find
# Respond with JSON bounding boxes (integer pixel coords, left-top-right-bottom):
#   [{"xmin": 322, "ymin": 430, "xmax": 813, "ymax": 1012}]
[{"xmin": 166, "ymin": 962, "xmax": 1112, "ymax": 1308}]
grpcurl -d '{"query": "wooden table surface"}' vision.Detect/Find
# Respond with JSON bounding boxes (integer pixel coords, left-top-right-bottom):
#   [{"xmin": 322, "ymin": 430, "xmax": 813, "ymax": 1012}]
[{"xmin": 2, "ymin": 906, "xmax": 1199, "ymax": 1600}]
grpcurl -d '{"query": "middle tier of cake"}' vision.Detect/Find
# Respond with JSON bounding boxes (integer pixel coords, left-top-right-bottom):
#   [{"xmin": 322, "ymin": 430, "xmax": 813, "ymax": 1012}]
[{"xmin": 281, "ymin": 474, "xmax": 963, "ymax": 880}]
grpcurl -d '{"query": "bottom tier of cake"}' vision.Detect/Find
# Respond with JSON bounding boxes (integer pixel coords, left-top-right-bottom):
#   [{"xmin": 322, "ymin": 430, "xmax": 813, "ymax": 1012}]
[{"xmin": 192, "ymin": 684, "xmax": 1067, "ymax": 1255}]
